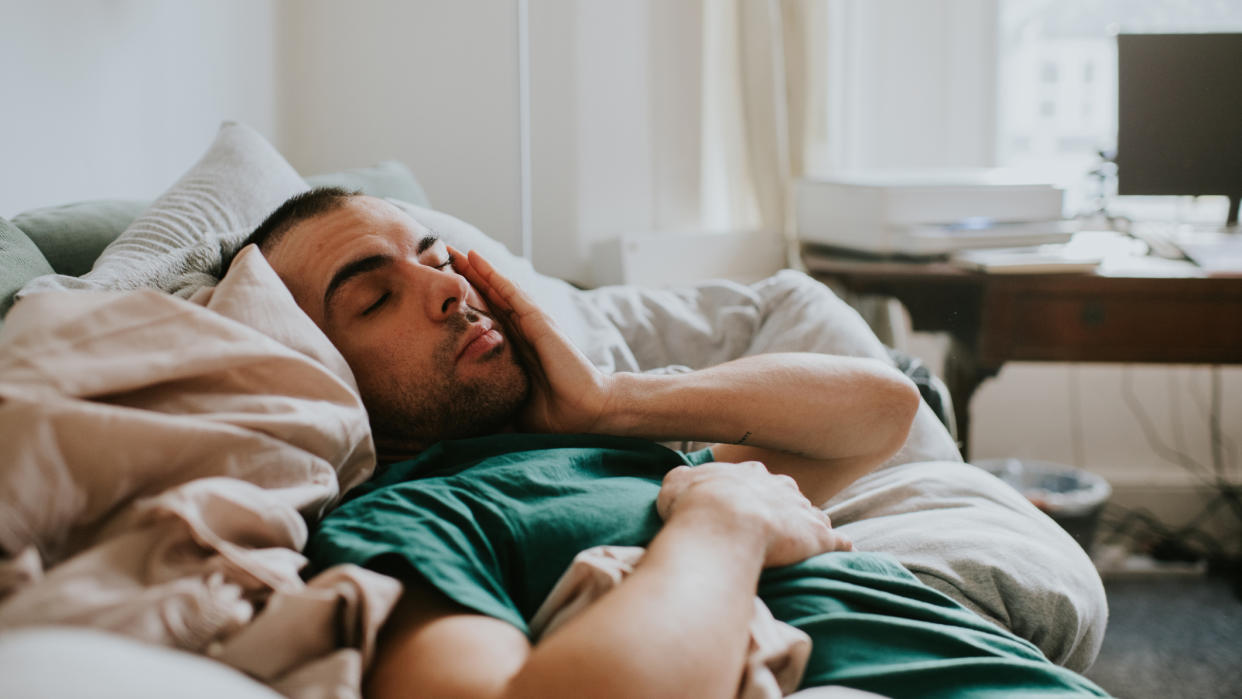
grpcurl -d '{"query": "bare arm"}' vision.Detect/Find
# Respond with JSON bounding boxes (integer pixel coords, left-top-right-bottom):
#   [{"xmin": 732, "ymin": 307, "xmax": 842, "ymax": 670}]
[
  {"xmin": 453, "ymin": 247, "xmax": 920, "ymax": 503},
  {"xmin": 598, "ymin": 353, "xmax": 918, "ymax": 479},
  {"xmin": 366, "ymin": 461, "xmax": 849, "ymax": 699}
]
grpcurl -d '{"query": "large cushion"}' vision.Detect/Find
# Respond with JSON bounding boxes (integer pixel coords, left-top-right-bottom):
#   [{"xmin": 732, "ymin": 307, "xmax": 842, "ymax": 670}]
[{"xmin": 0, "ymin": 218, "xmax": 53, "ymax": 323}]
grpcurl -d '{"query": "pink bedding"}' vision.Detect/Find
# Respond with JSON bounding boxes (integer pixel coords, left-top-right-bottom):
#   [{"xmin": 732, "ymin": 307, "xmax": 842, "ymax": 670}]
[{"xmin": 0, "ymin": 247, "xmax": 399, "ymax": 698}]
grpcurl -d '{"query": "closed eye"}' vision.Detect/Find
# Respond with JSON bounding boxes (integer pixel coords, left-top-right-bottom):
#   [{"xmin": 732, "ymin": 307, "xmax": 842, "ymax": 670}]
[
  {"xmin": 434, "ymin": 253, "xmax": 456, "ymax": 271},
  {"xmin": 361, "ymin": 292, "xmax": 391, "ymax": 316}
]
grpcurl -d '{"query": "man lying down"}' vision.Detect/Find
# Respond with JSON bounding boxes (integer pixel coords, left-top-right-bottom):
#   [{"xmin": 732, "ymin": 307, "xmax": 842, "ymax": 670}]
[{"xmin": 233, "ymin": 187, "xmax": 1108, "ymax": 698}]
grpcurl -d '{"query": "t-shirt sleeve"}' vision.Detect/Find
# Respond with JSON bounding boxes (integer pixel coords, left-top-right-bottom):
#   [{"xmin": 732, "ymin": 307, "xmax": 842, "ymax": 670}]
[{"xmin": 305, "ymin": 484, "xmax": 529, "ymax": 634}]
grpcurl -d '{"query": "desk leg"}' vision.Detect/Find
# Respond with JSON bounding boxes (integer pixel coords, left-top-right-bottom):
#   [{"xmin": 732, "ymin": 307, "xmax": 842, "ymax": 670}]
[{"xmin": 943, "ymin": 339, "xmax": 999, "ymax": 461}]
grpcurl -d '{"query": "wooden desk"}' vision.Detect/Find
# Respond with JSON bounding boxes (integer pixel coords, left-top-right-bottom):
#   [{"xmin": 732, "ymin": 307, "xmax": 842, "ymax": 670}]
[{"xmin": 804, "ymin": 248, "xmax": 1242, "ymax": 457}]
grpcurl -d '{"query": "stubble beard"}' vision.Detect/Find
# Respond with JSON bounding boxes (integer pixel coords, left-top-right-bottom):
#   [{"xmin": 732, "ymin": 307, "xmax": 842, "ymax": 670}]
[{"xmin": 365, "ymin": 310, "xmax": 531, "ymax": 450}]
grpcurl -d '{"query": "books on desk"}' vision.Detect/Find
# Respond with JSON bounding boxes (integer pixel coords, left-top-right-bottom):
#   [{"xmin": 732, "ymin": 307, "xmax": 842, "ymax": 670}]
[{"xmin": 949, "ymin": 244, "xmax": 1102, "ymax": 274}]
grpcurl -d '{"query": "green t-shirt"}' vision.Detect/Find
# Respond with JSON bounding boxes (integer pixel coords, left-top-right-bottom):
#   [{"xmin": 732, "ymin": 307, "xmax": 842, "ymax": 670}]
[{"xmin": 306, "ymin": 433, "xmax": 1107, "ymax": 698}]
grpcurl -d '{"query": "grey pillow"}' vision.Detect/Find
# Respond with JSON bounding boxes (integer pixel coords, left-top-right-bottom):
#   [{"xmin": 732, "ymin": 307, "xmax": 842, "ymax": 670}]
[
  {"xmin": 0, "ymin": 217, "xmax": 54, "ymax": 323},
  {"xmin": 18, "ymin": 122, "xmax": 308, "ymax": 299},
  {"xmin": 11, "ymin": 164, "xmax": 431, "ymax": 278}
]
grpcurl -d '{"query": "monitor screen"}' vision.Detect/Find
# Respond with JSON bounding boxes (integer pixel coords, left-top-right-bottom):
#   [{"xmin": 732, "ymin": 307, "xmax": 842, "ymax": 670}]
[{"xmin": 1116, "ymin": 33, "xmax": 1242, "ymax": 224}]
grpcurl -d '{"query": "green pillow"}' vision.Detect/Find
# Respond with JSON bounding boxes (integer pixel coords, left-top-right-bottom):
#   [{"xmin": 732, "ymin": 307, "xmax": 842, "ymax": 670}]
[
  {"xmin": 11, "ymin": 161, "xmax": 429, "ymax": 277},
  {"xmin": 0, "ymin": 216, "xmax": 55, "ymax": 323},
  {"xmin": 12, "ymin": 200, "xmax": 148, "ymax": 277},
  {"xmin": 305, "ymin": 160, "xmax": 430, "ymax": 207}
]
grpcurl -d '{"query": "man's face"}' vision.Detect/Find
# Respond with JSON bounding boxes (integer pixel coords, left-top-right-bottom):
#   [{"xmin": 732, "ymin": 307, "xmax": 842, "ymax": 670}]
[{"xmin": 264, "ymin": 196, "xmax": 529, "ymax": 451}]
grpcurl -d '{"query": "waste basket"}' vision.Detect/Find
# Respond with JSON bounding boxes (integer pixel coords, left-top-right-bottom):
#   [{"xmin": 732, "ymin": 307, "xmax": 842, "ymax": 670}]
[{"xmin": 974, "ymin": 458, "xmax": 1112, "ymax": 553}]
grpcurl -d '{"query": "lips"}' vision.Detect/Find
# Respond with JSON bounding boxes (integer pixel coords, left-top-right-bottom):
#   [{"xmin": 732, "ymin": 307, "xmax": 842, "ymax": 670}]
[{"xmin": 457, "ymin": 320, "xmax": 503, "ymax": 361}]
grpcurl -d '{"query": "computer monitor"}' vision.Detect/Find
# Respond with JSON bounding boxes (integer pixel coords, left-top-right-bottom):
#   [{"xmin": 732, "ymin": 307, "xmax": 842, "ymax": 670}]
[{"xmin": 1116, "ymin": 33, "xmax": 1242, "ymax": 226}]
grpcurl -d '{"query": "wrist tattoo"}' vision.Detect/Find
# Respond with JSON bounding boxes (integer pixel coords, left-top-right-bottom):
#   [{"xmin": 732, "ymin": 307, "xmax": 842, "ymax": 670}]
[{"xmin": 736, "ymin": 431, "xmax": 751, "ymax": 445}]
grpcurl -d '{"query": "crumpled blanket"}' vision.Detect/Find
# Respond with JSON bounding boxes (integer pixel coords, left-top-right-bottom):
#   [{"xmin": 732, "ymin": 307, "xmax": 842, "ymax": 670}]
[
  {"xmin": 0, "ymin": 247, "xmax": 401, "ymax": 698},
  {"xmin": 530, "ymin": 545, "xmax": 812, "ymax": 699}
]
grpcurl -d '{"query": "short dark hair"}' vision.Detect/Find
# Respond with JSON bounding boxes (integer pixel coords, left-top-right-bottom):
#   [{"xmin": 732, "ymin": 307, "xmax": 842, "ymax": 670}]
[{"xmin": 224, "ymin": 186, "xmax": 360, "ymax": 270}]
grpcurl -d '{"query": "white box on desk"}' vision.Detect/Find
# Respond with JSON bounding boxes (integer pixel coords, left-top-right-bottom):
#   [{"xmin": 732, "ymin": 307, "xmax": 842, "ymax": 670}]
[{"xmin": 797, "ymin": 170, "xmax": 1068, "ymax": 255}]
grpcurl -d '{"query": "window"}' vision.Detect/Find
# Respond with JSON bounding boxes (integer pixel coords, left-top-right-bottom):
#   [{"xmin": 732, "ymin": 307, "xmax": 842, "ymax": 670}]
[{"xmin": 996, "ymin": 0, "xmax": 1242, "ymax": 218}]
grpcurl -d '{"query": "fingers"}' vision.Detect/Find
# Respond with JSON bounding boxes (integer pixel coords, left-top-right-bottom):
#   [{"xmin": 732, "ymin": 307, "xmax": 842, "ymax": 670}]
[
  {"xmin": 446, "ymin": 245, "xmax": 500, "ymax": 308},
  {"xmin": 655, "ymin": 465, "xmax": 692, "ymax": 520},
  {"xmin": 657, "ymin": 460, "xmax": 854, "ymax": 563},
  {"xmin": 453, "ymin": 246, "xmax": 543, "ymax": 319}
]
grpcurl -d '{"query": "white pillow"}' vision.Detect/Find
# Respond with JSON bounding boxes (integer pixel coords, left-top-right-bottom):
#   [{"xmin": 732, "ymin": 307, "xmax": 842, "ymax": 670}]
[{"xmin": 19, "ymin": 122, "xmax": 307, "ymax": 299}]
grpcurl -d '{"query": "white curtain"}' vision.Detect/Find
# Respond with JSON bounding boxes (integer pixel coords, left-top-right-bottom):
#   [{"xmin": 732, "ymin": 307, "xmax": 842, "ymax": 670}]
[{"xmin": 700, "ymin": 0, "xmax": 828, "ymax": 268}]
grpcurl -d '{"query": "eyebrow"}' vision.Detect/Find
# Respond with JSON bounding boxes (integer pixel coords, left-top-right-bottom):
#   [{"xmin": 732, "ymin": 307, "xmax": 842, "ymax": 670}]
[
  {"xmin": 415, "ymin": 233, "xmax": 439, "ymax": 255},
  {"xmin": 323, "ymin": 254, "xmax": 392, "ymax": 316},
  {"xmin": 321, "ymin": 235, "xmax": 442, "ymax": 316}
]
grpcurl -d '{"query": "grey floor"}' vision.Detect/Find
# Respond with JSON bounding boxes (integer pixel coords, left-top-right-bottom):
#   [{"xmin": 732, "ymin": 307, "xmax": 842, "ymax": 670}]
[{"xmin": 1084, "ymin": 575, "xmax": 1242, "ymax": 699}]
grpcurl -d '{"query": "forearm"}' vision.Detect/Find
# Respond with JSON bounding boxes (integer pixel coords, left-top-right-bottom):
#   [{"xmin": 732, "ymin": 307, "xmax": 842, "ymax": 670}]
[
  {"xmin": 505, "ymin": 511, "xmax": 765, "ymax": 699},
  {"xmin": 598, "ymin": 353, "xmax": 920, "ymax": 462}
]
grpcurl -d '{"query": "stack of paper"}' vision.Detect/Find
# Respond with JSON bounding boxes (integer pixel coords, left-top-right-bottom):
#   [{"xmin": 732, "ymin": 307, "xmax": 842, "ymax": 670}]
[{"xmin": 950, "ymin": 244, "xmax": 1101, "ymax": 274}]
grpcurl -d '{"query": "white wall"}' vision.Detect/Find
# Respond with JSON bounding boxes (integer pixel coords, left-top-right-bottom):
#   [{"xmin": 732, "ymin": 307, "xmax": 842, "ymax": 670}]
[
  {"xmin": 277, "ymin": 0, "xmax": 524, "ymax": 255},
  {"xmin": 529, "ymin": 0, "xmax": 705, "ymax": 284},
  {"xmin": 0, "ymin": 0, "xmax": 279, "ymax": 217},
  {"xmin": 0, "ymin": 0, "xmax": 727, "ymax": 285}
]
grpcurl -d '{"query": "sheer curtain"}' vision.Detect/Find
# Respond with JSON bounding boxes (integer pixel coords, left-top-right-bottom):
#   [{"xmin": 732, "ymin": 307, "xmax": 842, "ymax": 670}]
[
  {"xmin": 700, "ymin": 0, "xmax": 906, "ymax": 342},
  {"xmin": 700, "ymin": 0, "xmax": 828, "ymax": 268}
]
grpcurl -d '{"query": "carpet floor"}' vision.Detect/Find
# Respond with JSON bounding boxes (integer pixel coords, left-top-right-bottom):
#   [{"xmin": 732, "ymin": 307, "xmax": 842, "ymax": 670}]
[{"xmin": 1083, "ymin": 574, "xmax": 1242, "ymax": 698}]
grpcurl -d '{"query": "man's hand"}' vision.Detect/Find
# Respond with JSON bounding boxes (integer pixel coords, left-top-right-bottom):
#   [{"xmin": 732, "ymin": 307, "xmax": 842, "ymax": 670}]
[
  {"xmin": 450, "ymin": 246, "xmax": 614, "ymax": 434},
  {"xmin": 657, "ymin": 460, "xmax": 852, "ymax": 569}
]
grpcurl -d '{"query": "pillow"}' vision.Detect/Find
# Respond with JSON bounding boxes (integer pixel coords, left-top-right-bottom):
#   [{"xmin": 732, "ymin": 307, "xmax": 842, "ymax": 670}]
[
  {"xmin": 306, "ymin": 160, "xmax": 431, "ymax": 207},
  {"xmin": 827, "ymin": 460, "xmax": 1107, "ymax": 672},
  {"xmin": 18, "ymin": 122, "xmax": 307, "ymax": 299},
  {"xmin": 12, "ymin": 119, "xmax": 570, "ymax": 315},
  {"xmin": 15, "ymin": 125, "xmax": 438, "ymax": 299},
  {"xmin": 11, "ymin": 199, "xmax": 149, "ymax": 276},
  {"xmin": 0, "ymin": 217, "xmax": 54, "ymax": 322},
  {"xmin": 11, "ymin": 164, "xmax": 431, "ymax": 278}
]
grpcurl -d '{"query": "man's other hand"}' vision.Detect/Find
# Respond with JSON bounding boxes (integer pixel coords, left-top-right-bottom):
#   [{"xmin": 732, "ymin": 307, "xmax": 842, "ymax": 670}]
[
  {"xmin": 656, "ymin": 460, "xmax": 852, "ymax": 569},
  {"xmin": 450, "ymin": 246, "xmax": 615, "ymax": 435}
]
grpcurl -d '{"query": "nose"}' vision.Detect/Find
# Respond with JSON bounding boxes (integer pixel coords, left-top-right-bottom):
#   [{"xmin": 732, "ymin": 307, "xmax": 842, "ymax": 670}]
[{"xmin": 422, "ymin": 263, "xmax": 472, "ymax": 320}]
